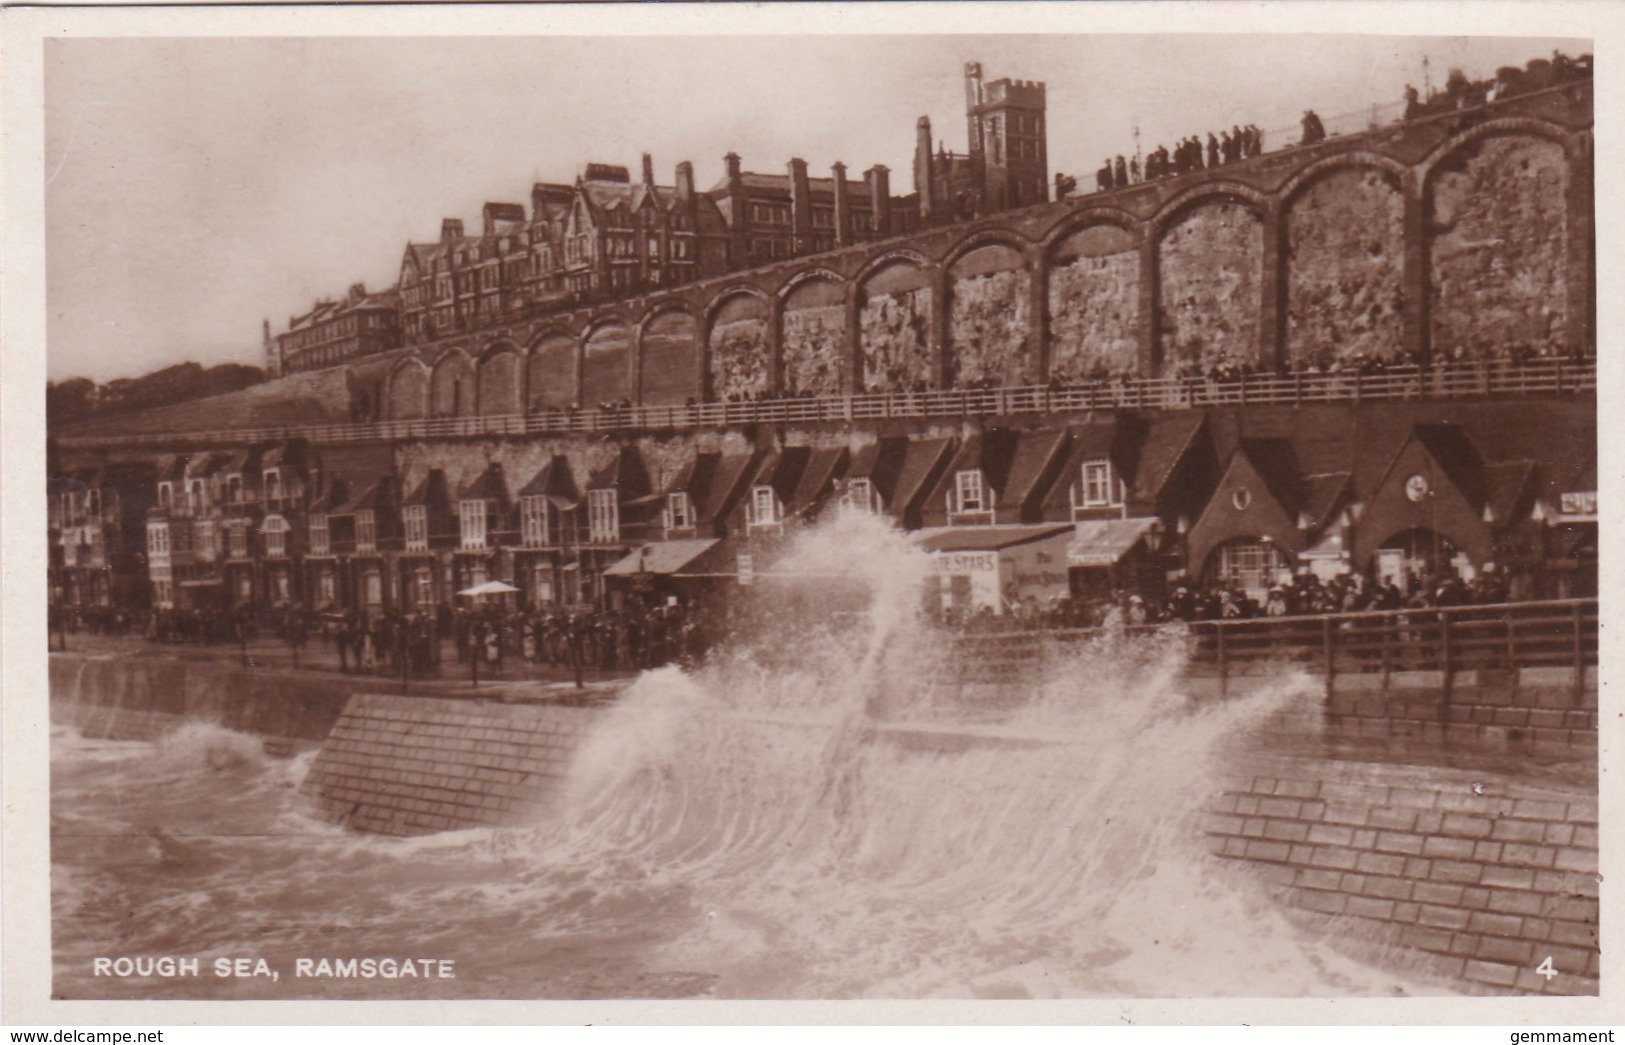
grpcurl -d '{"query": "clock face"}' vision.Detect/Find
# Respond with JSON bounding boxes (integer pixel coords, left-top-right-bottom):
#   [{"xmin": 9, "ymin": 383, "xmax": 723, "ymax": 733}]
[{"xmin": 1405, "ymin": 474, "xmax": 1430, "ymax": 502}]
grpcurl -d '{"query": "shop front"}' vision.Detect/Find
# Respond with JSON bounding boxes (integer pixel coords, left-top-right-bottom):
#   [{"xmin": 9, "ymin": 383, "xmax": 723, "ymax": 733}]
[
  {"xmin": 1065, "ymin": 517, "xmax": 1163, "ymax": 603},
  {"xmin": 912, "ymin": 524, "xmax": 1074, "ymax": 617}
]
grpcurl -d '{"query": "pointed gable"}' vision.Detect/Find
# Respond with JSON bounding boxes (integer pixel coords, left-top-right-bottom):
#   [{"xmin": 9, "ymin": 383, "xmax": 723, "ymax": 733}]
[
  {"xmin": 1354, "ymin": 424, "xmax": 1494, "ymax": 568},
  {"xmin": 1187, "ymin": 439, "xmax": 1309, "ymax": 575}
]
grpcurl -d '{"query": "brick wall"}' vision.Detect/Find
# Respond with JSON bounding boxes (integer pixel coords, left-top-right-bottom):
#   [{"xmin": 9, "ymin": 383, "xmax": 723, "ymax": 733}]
[
  {"xmin": 300, "ymin": 693, "xmax": 595, "ymax": 835},
  {"xmin": 1203, "ymin": 759, "xmax": 1599, "ymax": 995}
]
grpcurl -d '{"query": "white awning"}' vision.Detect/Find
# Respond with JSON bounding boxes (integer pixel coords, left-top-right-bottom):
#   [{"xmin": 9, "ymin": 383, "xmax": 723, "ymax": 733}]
[
  {"xmin": 603, "ymin": 539, "xmax": 720, "ymax": 577},
  {"xmin": 1067, "ymin": 517, "xmax": 1158, "ymax": 566}
]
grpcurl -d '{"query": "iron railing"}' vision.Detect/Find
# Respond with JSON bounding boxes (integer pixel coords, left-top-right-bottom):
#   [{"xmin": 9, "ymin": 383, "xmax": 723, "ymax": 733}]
[
  {"xmin": 54, "ymin": 357, "xmax": 1594, "ymax": 450},
  {"xmin": 949, "ymin": 597, "xmax": 1599, "ymax": 698}
]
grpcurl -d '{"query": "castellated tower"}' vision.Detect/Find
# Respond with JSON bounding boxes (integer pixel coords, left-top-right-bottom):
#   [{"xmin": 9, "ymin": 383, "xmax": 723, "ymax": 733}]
[{"xmin": 966, "ymin": 61, "xmax": 1048, "ymax": 211}]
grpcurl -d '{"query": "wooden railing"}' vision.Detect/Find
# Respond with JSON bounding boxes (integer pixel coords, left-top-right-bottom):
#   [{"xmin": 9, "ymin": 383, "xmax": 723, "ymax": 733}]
[
  {"xmin": 54, "ymin": 357, "xmax": 1594, "ymax": 450},
  {"xmin": 949, "ymin": 598, "xmax": 1599, "ymax": 699}
]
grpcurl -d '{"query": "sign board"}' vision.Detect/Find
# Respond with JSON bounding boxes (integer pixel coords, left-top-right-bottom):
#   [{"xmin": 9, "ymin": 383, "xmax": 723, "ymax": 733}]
[
  {"xmin": 931, "ymin": 551, "xmax": 999, "ymax": 574},
  {"xmin": 1559, "ymin": 491, "xmax": 1597, "ymax": 517}
]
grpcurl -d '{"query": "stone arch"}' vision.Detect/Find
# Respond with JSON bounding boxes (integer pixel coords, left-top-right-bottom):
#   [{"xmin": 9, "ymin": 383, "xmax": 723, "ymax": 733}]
[
  {"xmin": 1037, "ymin": 206, "xmax": 1139, "ymax": 250},
  {"xmin": 1046, "ymin": 219, "xmax": 1142, "ymax": 381},
  {"xmin": 527, "ymin": 328, "xmax": 578, "ymax": 411},
  {"xmin": 705, "ymin": 289, "xmax": 772, "ymax": 401},
  {"xmin": 429, "ymin": 348, "xmax": 475, "ymax": 418},
  {"xmin": 779, "ymin": 270, "xmax": 848, "ymax": 396},
  {"xmin": 475, "ymin": 340, "xmax": 523, "ymax": 417},
  {"xmin": 1155, "ymin": 192, "xmax": 1267, "ymax": 376},
  {"xmin": 1152, "ymin": 183, "xmax": 1271, "ymax": 234},
  {"xmin": 857, "ymin": 255, "xmax": 934, "ymax": 393},
  {"xmin": 384, "ymin": 357, "xmax": 430, "ymax": 420},
  {"xmin": 637, "ymin": 303, "xmax": 702, "ymax": 406},
  {"xmin": 1424, "ymin": 126, "xmax": 1572, "ymax": 362},
  {"xmin": 1281, "ymin": 160, "xmax": 1407, "ymax": 370},
  {"xmin": 1418, "ymin": 117, "xmax": 1575, "ymax": 184},
  {"xmin": 581, "ymin": 316, "xmax": 634, "ymax": 407},
  {"xmin": 944, "ymin": 238, "xmax": 1034, "ymax": 386},
  {"xmin": 853, "ymin": 248, "xmax": 932, "ymax": 287}
]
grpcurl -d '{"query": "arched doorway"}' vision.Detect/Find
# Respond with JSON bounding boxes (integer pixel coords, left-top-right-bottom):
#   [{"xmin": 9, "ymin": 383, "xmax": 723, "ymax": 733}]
[
  {"xmin": 1202, "ymin": 537, "xmax": 1293, "ymax": 602},
  {"xmin": 1372, "ymin": 528, "xmax": 1464, "ymax": 597}
]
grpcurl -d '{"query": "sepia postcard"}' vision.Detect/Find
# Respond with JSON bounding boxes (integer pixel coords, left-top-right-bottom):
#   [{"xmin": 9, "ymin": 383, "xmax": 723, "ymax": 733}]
[{"xmin": 2, "ymin": 0, "xmax": 1620, "ymax": 1030}]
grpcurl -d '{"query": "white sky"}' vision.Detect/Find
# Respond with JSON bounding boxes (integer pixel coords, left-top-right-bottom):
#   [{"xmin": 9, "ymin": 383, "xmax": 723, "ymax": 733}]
[{"xmin": 43, "ymin": 29, "xmax": 1589, "ymax": 383}]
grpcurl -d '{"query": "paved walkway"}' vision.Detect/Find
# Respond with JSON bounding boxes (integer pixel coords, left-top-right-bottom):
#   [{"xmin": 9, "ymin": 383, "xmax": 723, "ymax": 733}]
[{"xmin": 49, "ymin": 631, "xmax": 639, "ymax": 704}]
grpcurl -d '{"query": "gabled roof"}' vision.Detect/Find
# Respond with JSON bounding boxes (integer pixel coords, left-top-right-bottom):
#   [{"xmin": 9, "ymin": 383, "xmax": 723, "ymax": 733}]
[
  {"xmin": 891, "ymin": 437, "xmax": 955, "ymax": 519},
  {"xmin": 309, "ymin": 478, "xmax": 351, "ymax": 515},
  {"xmin": 587, "ymin": 446, "xmax": 651, "ymax": 497},
  {"xmin": 517, "ymin": 456, "xmax": 581, "ymax": 508},
  {"xmin": 1132, "ymin": 412, "xmax": 1207, "ymax": 502},
  {"xmin": 697, "ymin": 453, "xmax": 758, "ymax": 526},
  {"xmin": 403, "ymin": 469, "xmax": 453, "ymax": 509},
  {"xmin": 184, "ymin": 452, "xmax": 224, "ymax": 479},
  {"xmin": 847, "ymin": 436, "xmax": 910, "ymax": 502},
  {"xmin": 1411, "ymin": 423, "xmax": 1487, "ymax": 510},
  {"xmin": 1300, "ymin": 472, "xmax": 1352, "ymax": 533},
  {"xmin": 1485, "ymin": 460, "xmax": 1536, "ymax": 525},
  {"xmin": 1236, "ymin": 438, "xmax": 1304, "ymax": 517},
  {"xmin": 996, "ymin": 428, "xmax": 1068, "ymax": 513},
  {"xmin": 458, "ymin": 462, "xmax": 510, "ymax": 504},
  {"xmin": 945, "ymin": 429, "xmax": 1021, "ymax": 497},
  {"xmin": 334, "ymin": 474, "xmax": 400, "ymax": 516},
  {"xmin": 789, "ymin": 446, "xmax": 849, "ymax": 520},
  {"xmin": 750, "ymin": 446, "xmax": 813, "ymax": 504},
  {"xmin": 260, "ymin": 440, "xmax": 308, "ymax": 472}
]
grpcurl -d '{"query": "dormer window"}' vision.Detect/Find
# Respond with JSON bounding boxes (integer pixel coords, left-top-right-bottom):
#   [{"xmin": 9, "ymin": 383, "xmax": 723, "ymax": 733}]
[
  {"xmin": 954, "ymin": 470, "xmax": 987, "ymax": 514},
  {"xmin": 521, "ymin": 495, "xmax": 550, "ymax": 548},
  {"xmin": 459, "ymin": 500, "xmax": 489, "ymax": 550},
  {"xmin": 402, "ymin": 506, "xmax": 426, "ymax": 552},
  {"xmin": 666, "ymin": 492, "xmax": 693, "ymax": 532},
  {"xmin": 588, "ymin": 490, "xmax": 619, "ymax": 543},
  {"xmin": 1074, "ymin": 459, "xmax": 1124, "ymax": 510},
  {"xmin": 85, "ymin": 489, "xmax": 101, "ymax": 517},
  {"xmin": 750, "ymin": 486, "xmax": 780, "ymax": 528},
  {"xmin": 186, "ymin": 479, "xmax": 208, "ymax": 515},
  {"xmin": 263, "ymin": 469, "xmax": 282, "ymax": 508},
  {"xmin": 227, "ymin": 475, "xmax": 244, "ymax": 503}
]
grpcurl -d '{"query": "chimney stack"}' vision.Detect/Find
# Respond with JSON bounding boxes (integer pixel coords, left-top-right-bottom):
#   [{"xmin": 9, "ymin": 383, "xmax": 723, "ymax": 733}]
[
  {"xmin": 865, "ymin": 165, "xmax": 891, "ymax": 236},
  {"xmin": 725, "ymin": 152, "xmax": 748, "ymax": 266},
  {"xmin": 441, "ymin": 218, "xmax": 464, "ymax": 242},
  {"xmin": 788, "ymin": 158, "xmax": 812, "ymax": 254},
  {"xmin": 914, "ymin": 116, "xmax": 936, "ymax": 222},
  {"xmin": 641, "ymin": 152, "xmax": 656, "ymax": 188},
  {"xmin": 675, "ymin": 161, "xmax": 695, "ymax": 205},
  {"xmin": 832, "ymin": 162, "xmax": 852, "ymax": 246}
]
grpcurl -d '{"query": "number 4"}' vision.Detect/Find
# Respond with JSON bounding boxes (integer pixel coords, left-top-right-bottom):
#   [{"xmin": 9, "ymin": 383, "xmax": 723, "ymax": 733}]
[{"xmin": 1537, "ymin": 956, "xmax": 1559, "ymax": 981}]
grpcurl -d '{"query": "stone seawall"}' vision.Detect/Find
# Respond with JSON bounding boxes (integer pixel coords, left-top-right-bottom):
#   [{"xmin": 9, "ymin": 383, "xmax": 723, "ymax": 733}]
[
  {"xmin": 1204, "ymin": 759, "xmax": 1599, "ymax": 996},
  {"xmin": 299, "ymin": 693, "xmax": 594, "ymax": 835},
  {"xmin": 50, "ymin": 652, "xmax": 418, "ymax": 753}
]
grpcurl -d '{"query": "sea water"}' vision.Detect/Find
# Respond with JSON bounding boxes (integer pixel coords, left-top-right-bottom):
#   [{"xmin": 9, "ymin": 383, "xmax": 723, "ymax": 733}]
[{"xmin": 50, "ymin": 512, "xmax": 1448, "ymax": 1000}]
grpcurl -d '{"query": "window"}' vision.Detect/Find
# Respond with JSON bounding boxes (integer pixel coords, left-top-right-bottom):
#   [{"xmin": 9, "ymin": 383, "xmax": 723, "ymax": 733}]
[
  {"xmin": 401, "ymin": 506, "xmax": 427, "ymax": 552},
  {"xmin": 86, "ymin": 489, "xmax": 101, "ymax": 517},
  {"xmin": 228, "ymin": 524, "xmax": 248, "ymax": 560},
  {"xmin": 318, "ymin": 571, "xmax": 336, "ymax": 604},
  {"xmin": 666, "ymin": 492, "xmax": 692, "ymax": 532},
  {"xmin": 263, "ymin": 515, "xmax": 289, "ymax": 559},
  {"xmin": 309, "ymin": 514, "xmax": 330, "ymax": 557},
  {"xmin": 521, "ymin": 496, "xmax": 550, "ymax": 548},
  {"xmin": 414, "ymin": 568, "xmax": 434, "ymax": 608},
  {"xmin": 147, "ymin": 522, "xmax": 169, "ymax": 560},
  {"xmin": 954, "ymin": 470, "xmax": 986, "ymax": 514},
  {"xmin": 460, "ymin": 499, "xmax": 488, "ymax": 549},
  {"xmin": 158, "ymin": 482, "xmax": 173, "ymax": 510},
  {"xmin": 363, "ymin": 570, "xmax": 383, "ymax": 608},
  {"xmin": 356, "ymin": 510, "xmax": 377, "ymax": 554},
  {"xmin": 1206, "ymin": 539, "xmax": 1291, "ymax": 599},
  {"xmin": 1077, "ymin": 460, "xmax": 1122, "ymax": 509},
  {"xmin": 194, "ymin": 519, "xmax": 216, "ymax": 561},
  {"xmin": 187, "ymin": 479, "xmax": 207, "ymax": 515},
  {"xmin": 263, "ymin": 469, "xmax": 282, "ymax": 508},
  {"xmin": 844, "ymin": 478, "xmax": 876, "ymax": 514},
  {"xmin": 588, "ymin": 489, "xmax": 619, "ymax": 543},
  {"xmin": 750, "ymin": 486, "xmax": 779, "ymax": 527}
]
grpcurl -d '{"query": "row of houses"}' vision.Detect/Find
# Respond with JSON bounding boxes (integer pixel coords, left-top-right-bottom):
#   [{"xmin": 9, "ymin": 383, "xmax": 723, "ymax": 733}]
[
  {"xmin": 268, "ymin": 63, "xmax": 1051, "ymax": 378},
  {"xmin": 48, "ymin": 400, "xmax": 1596, "ymax": 621}
]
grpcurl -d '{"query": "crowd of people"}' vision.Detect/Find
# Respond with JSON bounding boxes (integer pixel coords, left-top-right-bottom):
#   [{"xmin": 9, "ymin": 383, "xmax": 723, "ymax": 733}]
[
  {"xmin": 1092, "ymin": 123, "xmax": 1267, "ymax": 193},
  {"xmin": 939, "ymin": 565, "xmax": 1517, "ymax": 635}
]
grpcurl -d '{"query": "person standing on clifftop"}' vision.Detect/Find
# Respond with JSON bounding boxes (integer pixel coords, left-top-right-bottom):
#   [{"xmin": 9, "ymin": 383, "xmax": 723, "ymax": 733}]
[{"xmin": 1301, "ymin": 109, "xmax": 1326, "ymax": 145}]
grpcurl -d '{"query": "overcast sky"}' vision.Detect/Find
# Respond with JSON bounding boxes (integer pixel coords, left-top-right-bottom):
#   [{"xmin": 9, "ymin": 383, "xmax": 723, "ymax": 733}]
[{"xmin": 43, "ymin": 30, "xmax": 1588, "ymax": 383}]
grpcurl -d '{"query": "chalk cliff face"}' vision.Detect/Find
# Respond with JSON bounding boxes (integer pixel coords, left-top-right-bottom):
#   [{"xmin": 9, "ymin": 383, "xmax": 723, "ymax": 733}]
[
  {"xmin": 948, "ymin": 245, "xmax": 1032, "ymax": 386},
  {"xmin": 1048, "ymin": 224, "xmax": 1140, "ymax": 381},
  {"xmin": 477, "ymin": 350, "xmax": 522, "ymax": 416},
  {"xmin": 1286, "ymin": 167, "xmax": 1406, "ymax": 369},
  {"xmin": 708, "ymin": 296, "xmax": 770, "ymax": 401},
  {"xmin": 1430, "ymin": 134, "xmax": 1569, "ymax": 361},
  {"xmin": 582, "ymin": 323, "xmax": 633, "ymax": 405},
  {"xmin": 860, "ymin": 282, "xmax": 933, "ymax": 393},
  {"xmin": 1158, "ymin": 200, "xmax": 1264, "ymax": 375}
]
